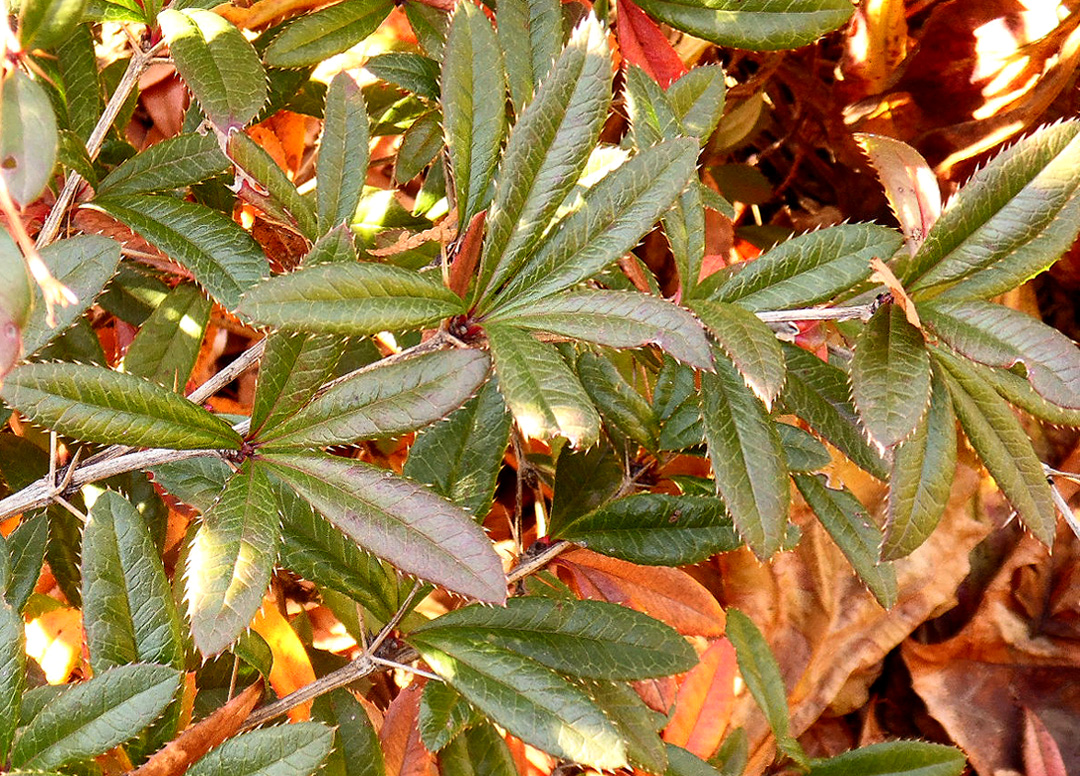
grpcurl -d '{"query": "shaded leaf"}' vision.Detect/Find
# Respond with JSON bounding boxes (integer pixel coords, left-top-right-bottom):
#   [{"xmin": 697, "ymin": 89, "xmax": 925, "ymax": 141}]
[
  {"xmin": 368, "ymin": 53, "xmax": 440, "ymax": 100},
  {"xmin": 666, "ymin": 744, "xmax": 721, "ymax": 776},
  {"xmin": 0, "ymin": 573, "xmax": 24, "ymax": 764},
  {"xmin": 497, "ymin": 0, "xmax": 561, "ymax": 112},
  {"xmin": 419, "ymin": 680, "xmax": 476, "ymax": 752},
  {"xmin": 250, "ymin": 332, "xmax": 346, "ymax": 438},
  {"xmin": 264, "ymin": 0, "xmax": 394, "ymax": 68},
  {"xmin": 187, "ymin": 722, "xmax": 334, "ymax": 776},
  {"xmin": 96, "ymin": 132, "xmax": 229, "ymax": 196},
  {"xmin": 668, "ymin": 65, "xmax": 727, "ymax": 144},
  {"xmin": 975, "ymin": 357, "xmax": 1080, "ymax": 427},
  {"xmin": 313, "ymin": 689, "xmax": 385, "ymax": 776},
  {"xmin": 654, "ymin": 356, "xmax": 704, "ymax": 451},
  {"xmin": 808, "ymin": 741, "xmax": 966, "ymax": 776},
  {"xmin": 1022, "ymin": 707, "xmax": 1067, "ymax": 776},
  {"xmin": 438, "ymin": 719, "xmax": 518, "ymax": 776},
  {"xmin": 395, "ymin": 111, "xmax": 443, "ymax": 184},
  {"xmin": 690, "ymin": 299, "xmax": 785, "ymax": 409},
  {"xmin": 577, "ymin": 350, "xmax": 660, "ymax": 451},
  {"xmin": 229, "ymin": 131, "xmax": 318, "ymax": 239},
  {"xmin": 150, "ymin": 454, "xmax": 231, "ymax": 512},
  {"xmin": 776, "ymin": 423, "xmax": 831, "ymax": 472},
  {"xmin": 122, "ymin": 283, "xmax": 211, "ymax": 390},
  {"xmin": 5, "ymin": 514, "xmax": 48, "ymax": 612},
  {"xmin": 0, "ymin": 70, "xmax": 58, "ymax": 206},
  {"xmin": 318, "ymin": 72, "xmax": 370, "ymax": 233},
  {"xmin": 548, "ymin": 442, "xmax": 624, "ymax": 536}
]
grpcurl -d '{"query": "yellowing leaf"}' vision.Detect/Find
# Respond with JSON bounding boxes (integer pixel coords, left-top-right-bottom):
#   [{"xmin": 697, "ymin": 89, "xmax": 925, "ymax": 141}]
[{"xmin": 251, "ymin": 600, "xmax": 316, "ymax": 722}]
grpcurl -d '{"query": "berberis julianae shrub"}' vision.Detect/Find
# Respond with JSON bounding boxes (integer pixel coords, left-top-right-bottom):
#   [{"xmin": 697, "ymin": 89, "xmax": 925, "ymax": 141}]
[{"xmin": 1, "ymin": 0, "xmax": 1079, "ymax": 772}]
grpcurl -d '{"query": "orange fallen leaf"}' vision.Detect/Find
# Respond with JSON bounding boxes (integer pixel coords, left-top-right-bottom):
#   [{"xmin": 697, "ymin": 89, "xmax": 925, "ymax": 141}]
[
  {"xmin": 663, "ymin": 638, "xmax": 736, "ymax": 759},
  {"xmin": 251, "ymin": 600, "xmax": 317, "ymax": 721},
  {"xmin": 381, "ymin": 683, "xmax": 437, "ymax": 776}
]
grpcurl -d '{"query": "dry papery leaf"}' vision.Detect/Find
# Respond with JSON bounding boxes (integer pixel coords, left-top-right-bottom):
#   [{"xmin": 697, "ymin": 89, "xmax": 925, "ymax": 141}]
[
  {"xmin": 382, "ymin": 683, "xmax": 437, "ymax": 776},
  {"xmin": 662, "ymin": 638, "xmax": 737, "ymax": 759}
]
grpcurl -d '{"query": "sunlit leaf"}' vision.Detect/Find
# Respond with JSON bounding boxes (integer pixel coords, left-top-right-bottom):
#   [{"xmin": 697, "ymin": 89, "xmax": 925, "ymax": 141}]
[
  {"xmin": 250, "ymin": 332, "xmax": 345, "ymax": 438},
  {"xmin": 808, "ymin": 741, "xmax": 966, "ymax": 776},
  {"xmin": 663, "ymin": 639, "xmax": 736, "ymax": 761},
  {"xmin": 187, "ymin": 722, "xmax": 334, "ymax": 776},
  {"xmin": 577, "ymin": 350, "xmax": 660, "ymax": 451},
  {"xmin": 314, "ymin": 689, "xmax": 386, "ymax": 776},
  {"xmin": 96, "ymin": 132, "xmax": 229, "ymax": 196},
  {"xmin": 0, "ymin": 570, "xmax": 24, "ymax": 764},
  {"xmin": 497, "ymin": 0, "xmax": 561, "ymax": 112},
  {"xmin": 690, "ymin": 299, "xmax": 785, "ymax": 409},
  {"xmin": 318, "ymin": 72, "xmax": 370, "ymax": 234},
  {"xmin": 121, "ymin": 283, "xmax": 211, "ymax": 390},
  {"xmin": 229, "ymin": 131, "xmax": 318, "ymax": 240},
  {"xmin": 419, "ymin": 680, "xmax": 476, "ymax": 752},
  {"xmin": 263, "ymin": 0, "xmax": 394, "ymax": 68},
  {"xmin": 0, "ymin": 70, "xmax": 58, "ymax": 206},
  {"xmin": 854, "ymin": 133, "xmax": 940, "ymax": 255}
]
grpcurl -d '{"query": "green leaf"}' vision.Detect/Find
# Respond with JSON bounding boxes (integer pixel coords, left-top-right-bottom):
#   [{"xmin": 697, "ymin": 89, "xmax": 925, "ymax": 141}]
[
  {"xmin": 318, "ymin": 72, "xmax": 370, "ymax": 233},
  {"xmin": 419, "ymin": 681, "xmax": 476, "ymax": 752},
  {"xmin": 548, "ymin": 442, "xmax": 624, "ymax": 536},
  {"xmin": 473, "ymin": 15, "xmax": 612, "ymax": 305},
  {"xmin": 90, "ymin": 194, "xmax": 267, "ymax": 310},
  {"xmin": 313, "ymin": 690, "xmax": 385, "ymax": 776},
  {"xmin": 577, "ymin": 350, "xmax": 660, "ymax": 451},
  {"xmin": 160, "ymin": 9, "xmax": 266, "ymax": 130},
  {"xmin": 974, "ymin": 357, "xmax": 1080, "ymax": 427},
  {"xmin": 409, "ymin": 633, "xmax": 626, "ymax": 769},
  {"xmin": 5, "ymin": 514, "xmax": 48, "ymax": 612},
  {"xmin": 367, "ymin": 53, "xmax": 440, "ymax": 100},
  {"xmin": 485, "ymin": 323, "xmax": 600, "ymax": 447},
  {"xmin": 578, "ymin": 679, "xmax": 667, "ymax": 774},
  {"xmin": 187, "ymin": 460, "xmax": 281, "ymax": 658},
  {"xmin": 187, "ymin": 722, "xmax": 334, "ymax": 776},
  {"xmin": 56, "ymin": 26, "xmax": 103, "ymax": 141},
  {"xmin": 0, "ymin": 578, "xmax": 24, "ymax": 764},
  {"xmin": 404, "ymin": 377, "xmax": 512, "ymax": 518},
  {"xmin": 484, "ymin": 138, "xmax": 698, "ymax": 310},
  {"xmin": 689, "ymin": 299, "xmax": 785, "ymax": 409},
  {"xmin": 666, "ymin": 745, "xmax": 720, "ymax": 776},
  {"xmin": 808, "ymin": 741, "xmax": 966, "ymax": 776},
  {"xmin": 263, "ymin": 0, "xmax": 394, "ymax": 68},
  {"xmin": 442, "ymin": 1, "xmax": 505, "ymax": 228},
  {"xmin": 121, "ymin": 283, "xmax": 211, "ymax": 390},
  {"xmin": 237, "ymin": 262, "xmax": 463, "ymax": 335},
  {"xmin": 150, "ymin": 454, "xmax": 231, "ymax": 512},
  {"xmin": 82, "ymin": 491, "xmax": 185, "ymax": 671},
  {"xmin": 921, "ymin": 299, "xmax": 1080, "ymax": 410},
  {"xmin": 724, "ymin": 609, "xmax": 807, "ymax": 769},
  {"xmin": 488, "ymin": 290, "xmax": 712, "ymax": 370},
  {"xmin": 556, "ymin": 493, "xmax": 740, "ymax": 565},
  {"xmin": 229, "ymin": 131, "xmax": 318, "ymax": 240},
  {"xmin": 304, "ymin": 223, "xmax": 358, "ymax": 265},
  {"xmin": 10, "ymin": 663, "xmax": 182, "ymax": 770},
  {"xmin": 413, "ymin": 597, "xmax": 697, "ymax": 679},
  {"xmin": 260, "ymin": 451, "xmax": 506, "ymax": 604},
  {"xmin": 0, "ymin": 71, "xmax": 58, "ymax": 206},
  {"xmin": 96, "ymin": 132, "xmax": 229, "ymax": 196},
  {"xmin": 395, "ymin": 111, "xmax": 443, "ymax": 183},
  {"xmin": 793, "ymin": 473, "xmax": 898, "ymax": 608},
  {"xmin": 934, "ymin": 347, "xmax": 1056, "ymax": 545},
  {"xmin": 777, "ymin": 343, "xmax": 889, "ymax": 480},
  {"xmin": 668, "ymin": 65, "xmax": 726, "ymax": 144},
  {"xmin": 777, "ymin": 423, "xmax": 831, "ymax": 472},
  {"xmin": 654, "ymin": 356, "xmax": 704, "ymax": 451},
  {"xmin": 701, "ymin": 352, "xmax": 788, "ymax": 559},
  {"xmin": 18, "ymin": 0, "xmax": 89, "ymax": 50},
  {"xmin": 250, "ymin": 332, "xmax": 345, "ymax": 438},
  {"xmin": 1, "ymin": 362, "xmax": 243, "ymax": 449},
  {"xmin": 497, "ymin": 0, "xmax": 561, "ymax": 112},
  {"xmin": 905, "ymin": 120, "xmax": 1080, "ymax": 298},
  {"xmin": 710, "ymin": 224, "xmax": 903, "ymax": 311},
  {"xmin": 882, "ymin": 365, "xmax": 956, "ymax": 561},
  {"xmin": 630, "ymin": 0, "xmax": 853, "ymax": 50}
]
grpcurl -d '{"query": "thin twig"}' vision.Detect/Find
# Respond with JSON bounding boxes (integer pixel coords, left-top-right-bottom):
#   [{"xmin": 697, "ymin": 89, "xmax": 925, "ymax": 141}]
[
  {"xmin": 753, "ymin": 303, "xmax": 877, "ymax": 324},
  {"xmin": 507, "ymin": 540, "xmax": 571, "ymax": 585}
]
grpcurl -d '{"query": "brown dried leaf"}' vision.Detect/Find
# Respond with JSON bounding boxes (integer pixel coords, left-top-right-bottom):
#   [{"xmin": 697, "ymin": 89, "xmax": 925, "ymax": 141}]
[
  {"xmin": 381, "ymin": 684, "xmax": 437, "ymax": 776},
  {"xmin": 1023, "ymin": 706, "xmax": 1068, "ymax": 776},
  {"xmin": 662, "ymin": 638, "xmax": 736, "ymax": 759}
]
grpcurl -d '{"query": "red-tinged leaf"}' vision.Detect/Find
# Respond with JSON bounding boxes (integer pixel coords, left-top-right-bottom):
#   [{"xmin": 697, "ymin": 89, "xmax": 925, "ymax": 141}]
[
  {"xmin": 1022, "ymin": 707, "xmax": 1067, "ymax": 776},
  {"xmin": 616, "ymin": 0, "xmax": 688, "ymax": 89},
  {"xmin": 381, "ymin": 685, "xmax": 437, "ymax": 776},
  {"xmin": 633, "ymin": 676, "xmax": 678, "ymax": 715},
  {"xmin": 448, "ymin": 211, "xmax": 485, "ymax": 298},
  {"xmin": 662, "ymin": 639, "xmax": 736, "ymax": 760},
  {"xmin": 855, "ymin": 133, "xmax": 941, "ymax": 256},
  {"xmin": 553, "ymin": 548, "xmax": 725, "ymax": 637}
]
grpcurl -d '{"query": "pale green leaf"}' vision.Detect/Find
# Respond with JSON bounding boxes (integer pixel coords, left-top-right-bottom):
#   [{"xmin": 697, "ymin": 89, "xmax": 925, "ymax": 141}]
[
  {"xmin": 578, "ymin": 679, "xmax": 667, "ymax": 774},
  {"xmin": 367, "ymin": 52, "xmax": 439, "ymax": 99},
  {"xmin": 263, "ymin": 0, "xmax": 394, "ymax": 67},
  {"xmin": 318, "ymin": 72, "xmax": 370, "ymax": 233},
  {"xmin": 229, "ymin": 131, "xmax": 318, "ymax": 240},
  {"xmin": 668, "ymin": 65, "xmax": 726, "ymax": 144},
  {"xmin": 122, "ymin": 283, "xmax": 211, "ymax": 390},
  {"xmin": 96, "ymin": 132, "xmax": 229, "ymax": 196},
  {"xmin": 250, "ymin": 332, "xmax": 345, "ymax": 438},
  {"xmin": 304, "ymin": 224, "xmax": 358, "ymax": 265},
  {"xmin": 577, "ymin": 350, "xmax": 660, "ymax": 451},
  {"xmin": 187, "ymin": 722, "xmax": 334, "ymax": 776},
  {"xmin": 497, "ymin": 0, "xmax": 561, "ymax": 112},
  {"xmin": 689, "ymin": 299, "xmax": 785, "ymax": 409},
  {"xmin": 0, "ymin": 71, "xmax": 57, "ymax": 207},
  {"xmin": 808, "ymin": 741, "xmax": 966, "ymax": 776}
]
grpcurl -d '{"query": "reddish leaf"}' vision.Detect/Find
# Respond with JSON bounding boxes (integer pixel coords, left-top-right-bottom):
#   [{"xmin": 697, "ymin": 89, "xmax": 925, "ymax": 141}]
[
  {"xmin": 448, "ymin": 210, "xmax": 486, "ymax": 299},
  {"xmin": 632, "ymin": 676, "xmax": 679, "ymax": 715},
  {"xmin": 381, "ymin": 684, "xmax": 437, "ymax": 776},
  {"xmin": 662, "ymin": 639, "xmax": 736, "ymax": 759},
  {"xmin": 615, "ymin": 0, "xmax": 688, "ymax": 89},
  {"xmin": 1023, "ymin": 706, "xmax": 1068, "ymax": 776}
]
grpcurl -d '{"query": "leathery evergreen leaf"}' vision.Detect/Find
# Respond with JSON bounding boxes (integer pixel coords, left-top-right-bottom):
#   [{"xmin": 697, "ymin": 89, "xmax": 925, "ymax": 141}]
[
  {"xmin": 473, "ymin": 15, "xmax": 612, "ymax": 306},
  {"xmin": 439, "ymin": 719, "xmax": 518, "ymax": 776},
  {"xmin": 413, "ymin": 597, "xmax": 696, "ymax": 679},
  {"xmin": 630, "ymin": 0, "xmax": 852, "ymax": 50},
  {"xmin": 497, "ymin": 0, "xmax": 561, "ymax": 112},
  {"xmin": 905, "ymin": 120, "xmax": 1080, "ymax": 297},
  {"xmin": 366, "ymin": 53, "xmax": 440, "ymax": 100},
  {"xmin": 186, "ymin": 722, "xmax": 334, "ymax": 776},
  {"xmin": 10, "ymin": 663, "xmax": 182, "ymax": 770},
  {"xmin": 121, "ymin": 283, "xmax": 211, "ymax": 390},
  {"xmin": 259, "ymin": 451, "xmax": 506, "ymax": 604},
  {"xmin": 851, "ymin": 303, "xmax": 931, "ymax": 450},
  {"xmin": 408, "ymin": 633, "xmax": 626, "ymax": 769},
  {"xmin": 186, "ymin": 460, "xmax": 280, "ymax": 658},
  {"xmin": 882, "ymin": 364, "xmax": 956, "ymax": 561},
  {"xmin": 237, "ymin": 262, "xmax": 463, "ymax": 335},
  {"xmin": 793, "ymin": 473, "xmax": 898, "ymax": 608},
  {"xmin": 443, "ymin": 1, "xmax": 505, "ymax": 227},
  {"xmin": 808, "ymin": 740, "xmax": 966, "ymax": 776},
  {"xmin": 96, "ymin": 132, "xmax": 229, "ymax": 196},
  {"xmin": 712, "ymin": 224, "xmax": 903, "ymax": 311},
  {"xmin": 420, "ymin": 680, "xmax": 476, "ymax": 752},
  {"xmin": 318, "ymin": 72, "xmax": 370, "ymax": 233},
  {"xmin": 90, "ymin": 195, "xmax": 267, "ymax": 310},
  {"xmin": 689, "ymin": 299, "xmax": 785, "ymax": 409},
  {"xmin": 312, "ymin": 690, "xmax": 385, "ymax": 776},
  {"xmin": 668, "ymin": 65, "xmax": 726, "ymax": 144},
  {"xmin": 404, "ymin": 377, "xmax": 512, "ymax": 518},
  {"xmin": 5, "ymin": 514, "xmax": 48, "ymax": 612},
  {"xmin": 258, "ymin": 348, "xmax": 490, "ymax": 447},
  {"xmin": 250, "ymin": 332, "xmax": 345, "ymax": 438},
  {"xmin": 485, "ymin": 323, "xmax": 600, "ymax": 447},
  {"xmin": 159, "ymin": 9, "xmax": 266, "ymax": 130},
  {"xmin": 654, "ymin": 356, "xmax": 704, "ymax": 451},
  {"xmin": 701, "ymin": 352, "xmax": 788, "ymax": 559},
  {"xmin": 935, "ymin": 348, "xmax": 1056, "ymax": 545},
  {"xmin": 0, "ymin": 576, "xmax": 24, "ymax": 763},
  {"xmin": 974, "ymin": 357, "xmax": 1080, "ymax": 427},
  {"xmin": 229, "ymin": 132, "xmax": 318, "ymax": 240},
  {"xmin": 150, "ymin": 455, "xmax": 231, "ymax": 513},
  {"xmin": 556, "ymin": 493, "xmax": 740, "ymax": 565},
  {"xmin": 577, "ymin": 351, "xmax": 660, "ymax": 451},
  {"xmin": 1, "ymin": 362, "xmax": 242, "ymax": 449},
  {"xmin": 577, "ymin": 679, "xmax": 667, "ymax": 773},
  {"xmin": 263, "ymin": 0, "xmax": 394, "ymax": 68},
  {"xmin": 82, "ymin": 492, "xmax": 185, "ymax": 671},
  {"xmin": 921, "ymin": 299, "xmax": 1080, "ymax": 410},
  {"xmin": 484, "ymin": 138, "xmax": 699, "ymax": 310}
]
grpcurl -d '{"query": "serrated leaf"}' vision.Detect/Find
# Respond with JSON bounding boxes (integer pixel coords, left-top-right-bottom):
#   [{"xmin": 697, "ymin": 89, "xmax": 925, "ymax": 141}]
[
  {"xmin": 229, "ymin": 131, "xmax": 318, "ymax": 240},
  {"xmin": 934, "ymin": 347, "xmax": 1056, "ymax": 545},
  {"xmin": 404, "ymin": 377, "xmax": 512, "ymax": 518},
  {"xmin": 122, "ymin": 282, "xmax": 211, "ymax": 390},
  {"xmin": 0, "ymin": 580, "xmax": 24, "ymax": 764},
  {"xmin": 473, "ymin": 15, "xmax": 612, "ymax": 306},
  {"xmin": 578, "ymin": 678, "xmax": 667, "ymax": 774},
  {"xmin": 395, "ymin": 111, "xmax": 443, "ymax": 184},
  {"xmin": 259, "ymin": 348, "xmax": 489, "ymax": 447},
  {"xmin": 776, "ymin": 423, "xmax": 830, "ymax": 472},
  {"xmin": 975, "ymin": 357, "xmax": 1080, "ymax": 427},
  {"xmin": 854, "ymin": 134, "xmax": 940, "ymax": 255},
  {"xmin": 187, "ymin": 722, "xmax": 334, "ymax": 776},
  {"xmin": 701, "ymin": 352, "xmax": 788, "ymax": 560},
  {"xmin": 419, "ymin": 680, "xmax": 476, "ymax": 752},
  {"xmin": 96, "ymin": 132, "xmax": 229, "ymax": 196},
  {"xmin": 484, "ymin": 138, "xmax": 699, "ymax": 310},
  {"xmin": 808, "ymin": 741, "xmax": 966, "ymax": 776},
  {"xmin": 264, "ymin": 0, "xmax": 393, "ymax": 67},
  {"xmin": 668, "ymin": 65, "xmax": 726, "ymax": 144},
  {"xmin": 689, "ymin": 299, "xmax": 785, "ymax": 409},
  {"xmin": 237, "ymin": 262, "xmax": 463, "ymax": 335},
  {"xmin": 577, "ymin": 350, "xmax": 660, "ymax": 451},
  {"xmin": 556, "ymin": 493, "xmax": 740, "ymax": 565},
  {"xmin": 666, "ymin": 744, "xmax": 721, "ymax": 776},
  {"xmin": 548, "ymin": 442, "xmax": 624, "ymax": 535},
  {"xmin": 777, "ymin": 343, "xmax": 889, "ymax": 480},
  {"xmin": 724, "ymin": 609, "xmax": 807, "ymax": 769},
  {"xmin": 82, "ymin": 491, "xmax": 185, "ymax": 671},
  {"xmin": 485, "ymin": 323, "xmax": 600, "ymax": 447},
  {"xmin": 488, "ymin": 290, "xmax": 712, "ymax": 370},
  {"xmin": 921, "ymin": 299, "xmax": 1080, "ymax": 410},
  {"xmin": 313, "ymin": 690, "xmax": 385, "ymax": 776},
  {"xmin": 654, "ymin": 356, "xmax": 704, "ymax": 451},
  {"xmin": 497, "ymin": 0, "xmax": 561, "ymax": 112},
  {"xmin": 905, "ymin": 120, "xmax": 1080, "ymax": 298},
  {"xmin": 187, "ymin": 460, "xmax": 280, "ymax": 658},
  {"xmin": 250, "ymin": 332, "xmax": 344, "ymax": 438},
  {"xmin": 367, "ymin": 53, "xmax": 440, "ymax": 100},
  {"xmin": 630, "ymin": 0, "xmax": 852, "ymax": 50},
  {"xmin": 160, "ymin": 9, "xmax": 266, "ymax": 130},
  {"xmin": 304, "ymin": 223, "xmax": 358, "ymax": 265},
  {"xmin": 56, "ymin": 26, "xmax": 103, "ymax": 141},
  {"xmin": 413, "ymin": 597, "xmax": 697, "ymax": 679},
  {"xmin": 710, "ymin": 224, "xmax": 903, "ymax": 311},
  {"xmin": 318, "ymin": 72, "xmax": 370, "ymax": 233},
  {"xmin": 0, "ymin": 70, "xmax": 58, "ymax": 206},
  {"xmin": 150, "ymin": 454, "xmax": 231, "ymax": 511},
  {"xmin": 882, "ymin": 364, "xmax": 956, "ymax": 561},
  {"xmin": 442, "ymin": 1, "xmax": 504, "ymax": 227},
  {"xmin": 438, "ymin": 720, "xmax": 517, "ymax": 776},
  {"xmin": 260, "ymin": 451, "xmax": 506, "ymax": 604},
  {"xmin": 2, "ymin": 362, "xmax": 242, "ymax": 449},
  {"xmin": 5, "ymin": 514, "xmax": 47, "ymax": 612},
  {"xmin": 409, "ymin": 633, "xmax": 626, "ymax": 769},
  {"xmin": 10, "ymin": 663, "xmax": 182, "ymax": 770},
  {"xmin": 90, "ymin": 194, "xmax": 267, "ymax": 310}
]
